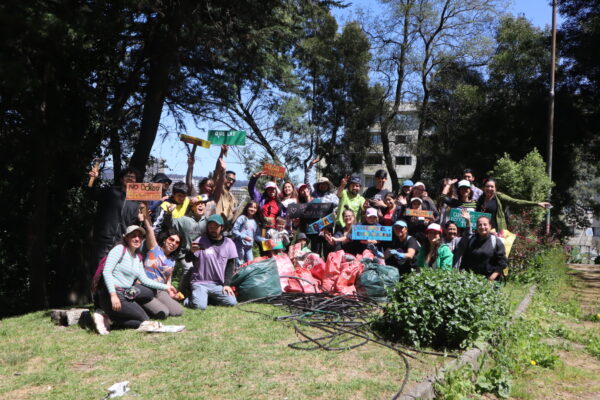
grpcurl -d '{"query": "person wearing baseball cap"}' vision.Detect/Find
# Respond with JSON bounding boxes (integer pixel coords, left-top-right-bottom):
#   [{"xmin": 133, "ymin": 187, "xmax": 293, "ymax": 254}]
[
  {"xmin": 336, "ymin": 175, "xmax": 366, "ymax": 227},
  {"xmin": 407, "ymin": 181, "xmax": 439, "ymax": 221},
  {"xmin": 397, "ymin": 179, "xmax": 414, "ymax": 206},
  {"xmin": 440, "ymin": 178, "xmax": 477, "ymax": 211},
  {"xmin": 415, "ymin": 223, "xmax": 453, "ymax": 270},
  {"xmin": 186, "ymin": 213, "xmax": 239, "ymax": 310},
  {"xmin": 384, "ymin": 220, "xmax": 420, "ymax": 275},
  {"xmin": 249, "ymin": 171, "xmax": 286, "ymax": 229}
]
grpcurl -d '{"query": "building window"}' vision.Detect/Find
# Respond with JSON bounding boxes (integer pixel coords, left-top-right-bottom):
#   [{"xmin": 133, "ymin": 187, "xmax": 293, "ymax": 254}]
[
  {"xmin": 371, "ymin": 134, "xmax": 382, "ymax": 144},
  {"xmin": 395, "ymin": 134, "xmax": 412, "ymax": 144},
  {"xmin": 395, "ymin": 156, "xmax": 412, "ymax": 165},
  {"xmin": 364, "ymin": 175, "xmax": 375, "ymax": 188},
  {"xmin": 365, "ymin": 154, "xmax": 382, "ymax": 165}
]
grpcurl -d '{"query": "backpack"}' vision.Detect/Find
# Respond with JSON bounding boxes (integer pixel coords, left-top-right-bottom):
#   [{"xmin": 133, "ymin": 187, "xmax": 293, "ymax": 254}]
[{"xmin": 91, "ymin": 245, "xmax": 141, "ymax": 293}]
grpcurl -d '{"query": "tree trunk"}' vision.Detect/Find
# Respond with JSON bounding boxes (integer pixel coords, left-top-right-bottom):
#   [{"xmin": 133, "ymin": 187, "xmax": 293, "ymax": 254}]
[{"xmin": 129, "ymin": 24, "xmax": 177, "ymax": 177}]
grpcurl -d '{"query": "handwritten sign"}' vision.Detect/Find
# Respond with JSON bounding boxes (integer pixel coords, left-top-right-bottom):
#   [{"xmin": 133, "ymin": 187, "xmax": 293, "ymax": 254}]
[
  {"xmin": 306, "ymin": 212, "xmax": 336, "ymax": 235},
  {"xmin": 180, "ymin": 134, "xmax": 211, "ymax": 148},
  {"xmin": 404, "ymin": 209, "xmax": 434, "ymax": 218},
  {"xmin": 448, "ymin": 208, "xmax": 492, "ymax": 229},
  {"xmin": 287, "ymin": 203, "xmax": 335, "ymax": 219},
  {"xmin": 262, "ymin": 163, "xmax": 286, "ymax": 179},
  {"xmin": 207, "ymin": 130, "xmax": 246, "ymax": 145},
  {"xmin": 261, "ymin": 239, "xmax": 284, "ymax": 251},
  {"xmin": 126, "ymin": 182, "xmax": 163, "ymax": 201},
  {"xmin": 351, "ymin": 225, "xmax": 393, "ymax": 241}
]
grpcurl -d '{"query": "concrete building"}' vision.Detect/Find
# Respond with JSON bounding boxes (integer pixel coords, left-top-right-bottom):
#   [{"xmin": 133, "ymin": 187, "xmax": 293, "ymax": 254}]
[{"xmin": 360, "ymin": 103, "xmax": 419, "ymax": 191}]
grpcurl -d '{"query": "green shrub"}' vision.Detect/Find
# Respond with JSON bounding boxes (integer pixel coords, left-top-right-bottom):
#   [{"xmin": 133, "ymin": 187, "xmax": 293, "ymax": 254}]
[{"xmin": 373, "ymin": 269, "xmax": 509, "ymax": 349}]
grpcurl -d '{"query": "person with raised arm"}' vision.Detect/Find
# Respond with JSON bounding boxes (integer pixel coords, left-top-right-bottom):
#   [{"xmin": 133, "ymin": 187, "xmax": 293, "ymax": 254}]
[
  {"xmin": 139, "ymin": 204, "xmax": 184, "ymax": 319},
  {"xmin": 94, "ymin": 208, "xmax": 178, "ymax": 333},
  {"xmin": 212, "ymin": 145, "xmax": 238, "ymax": 229},
  {"xmin": 476, "ymin": 178, "xmax": 551, "ymax": 236},
  {"xmin": 336, "ymin": 175, "xmax": 366, "ymax": 228}
]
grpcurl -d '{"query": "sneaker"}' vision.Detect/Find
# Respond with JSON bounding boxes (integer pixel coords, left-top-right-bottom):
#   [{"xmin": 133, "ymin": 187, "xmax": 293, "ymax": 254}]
[{"xmin": 92, "ymin": 311, "xmax": 109, "ymax": 335}]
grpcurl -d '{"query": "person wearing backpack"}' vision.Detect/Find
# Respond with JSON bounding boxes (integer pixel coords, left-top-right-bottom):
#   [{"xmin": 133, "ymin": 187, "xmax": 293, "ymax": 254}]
[
  {"xmin": 460, "ymin": 216, "xmax": 507, "ymax": 281},
  {"xmin": 93, "ymin": 211, "xmax": 178, "ymax": 334}
]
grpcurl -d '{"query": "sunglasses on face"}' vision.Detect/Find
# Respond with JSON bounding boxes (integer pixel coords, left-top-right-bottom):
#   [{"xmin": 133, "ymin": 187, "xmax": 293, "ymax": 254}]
[
  {"xmin": 226, "ymin": 177, "xmax": 236, "ymax": 183},
  {"xmin": 166, "ymin": 237, "xmax": 180, "ymax": 245}
]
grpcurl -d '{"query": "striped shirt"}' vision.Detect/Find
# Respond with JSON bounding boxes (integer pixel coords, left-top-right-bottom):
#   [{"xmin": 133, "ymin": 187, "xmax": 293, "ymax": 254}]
[{"xmin": 102, "ymin": 244, "xmax": 168, "ymax": 294}]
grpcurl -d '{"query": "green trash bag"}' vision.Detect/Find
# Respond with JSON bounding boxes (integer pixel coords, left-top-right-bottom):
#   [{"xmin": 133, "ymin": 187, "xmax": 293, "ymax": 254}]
[
  {"xmin": 230, "ymin": 257, "xmax": 282, "ymax": 302},
  {"xmin": 355, "ymin": 259, "xmax": 400, "ymax": 302}
]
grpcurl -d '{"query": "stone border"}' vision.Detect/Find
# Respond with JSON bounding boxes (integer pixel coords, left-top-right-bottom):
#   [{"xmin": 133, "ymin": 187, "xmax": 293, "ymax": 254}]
[{"xmin": 398, "ymin": 285, "xmax": 537, "ymax": 400}]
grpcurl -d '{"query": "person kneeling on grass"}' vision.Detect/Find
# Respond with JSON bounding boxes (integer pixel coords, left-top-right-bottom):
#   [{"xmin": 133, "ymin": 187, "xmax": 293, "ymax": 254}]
[{"xmin": 186, "ymin": 214, "xmax": 238, "ymax": 310}]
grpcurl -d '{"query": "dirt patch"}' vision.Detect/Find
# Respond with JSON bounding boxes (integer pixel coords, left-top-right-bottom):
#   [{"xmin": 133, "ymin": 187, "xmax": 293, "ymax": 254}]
[
  {"xmin": 3, "ymin": 384, "xmax": 52, "ymax": 400},
  {"xmin": 567, "ymin": 264, "xmax": 600, "ymax": 314}
]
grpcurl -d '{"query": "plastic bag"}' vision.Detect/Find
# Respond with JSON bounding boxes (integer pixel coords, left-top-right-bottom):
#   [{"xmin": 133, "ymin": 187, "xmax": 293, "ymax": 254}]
[
  {"xmin": 355, "ymin": 260, "xmax": 400, "ymax": 302},
  {"xmin": 230, "ymin": 257, "xmax": 282, "ymax": 302},
  {"xmin": 284, "ymin": 268, "xmax": 322, "ymax": 293}
]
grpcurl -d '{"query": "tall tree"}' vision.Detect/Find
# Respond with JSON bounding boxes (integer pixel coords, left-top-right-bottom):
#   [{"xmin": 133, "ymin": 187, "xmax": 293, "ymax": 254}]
[{"xmin": 366, "ymin": 0, "xmax": 502, "ymax": 190}]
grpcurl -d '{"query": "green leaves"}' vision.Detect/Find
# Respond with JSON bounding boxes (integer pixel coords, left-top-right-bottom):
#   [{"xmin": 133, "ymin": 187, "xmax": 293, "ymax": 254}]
[{"xmin": 373, "ymin": 269, "xmax": 508, "ymax": 349}]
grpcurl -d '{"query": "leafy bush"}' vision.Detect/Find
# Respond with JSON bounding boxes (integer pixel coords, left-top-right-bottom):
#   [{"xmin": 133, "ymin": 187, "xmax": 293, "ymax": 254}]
[
  {"xmin": 489, "ymin": 149, "xmax": 554, "ymax": 227},
  {"xmin": 373, "ymin": 269, "xmax": 509, "ymax": 349}
]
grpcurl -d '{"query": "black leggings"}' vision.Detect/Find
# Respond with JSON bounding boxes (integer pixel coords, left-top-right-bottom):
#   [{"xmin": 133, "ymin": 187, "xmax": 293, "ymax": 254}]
[{"xmin": 98, "ymin": 285, "xmax": 154, "ymax": 329}]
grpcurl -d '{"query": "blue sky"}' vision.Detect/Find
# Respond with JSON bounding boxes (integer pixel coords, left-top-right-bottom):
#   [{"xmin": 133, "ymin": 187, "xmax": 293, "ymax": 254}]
[{"xmin": 150, "ymin": 0, "xmax": 559, "ymax": 179}]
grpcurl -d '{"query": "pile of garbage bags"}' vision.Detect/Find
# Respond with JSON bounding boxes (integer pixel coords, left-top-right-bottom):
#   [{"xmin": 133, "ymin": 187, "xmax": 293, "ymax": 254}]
[{"xmin": 230, "ymin": 249, "xmax": 399, "ymax": 302}]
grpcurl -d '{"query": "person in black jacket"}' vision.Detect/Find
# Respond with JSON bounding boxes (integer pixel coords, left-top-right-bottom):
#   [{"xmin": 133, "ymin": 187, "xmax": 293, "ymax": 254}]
[
  {"xmin": 459, "ymin": 216, "xmax": 507, "ymax": 281},
  {"xmin": 88, "ymin": 166, "xmax": 142, "ymax": 269}
]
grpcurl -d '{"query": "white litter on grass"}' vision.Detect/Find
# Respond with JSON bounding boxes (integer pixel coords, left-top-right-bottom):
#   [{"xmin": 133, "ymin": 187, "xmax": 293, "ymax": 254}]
[{"xmin": 104, "ymin": 381, "xmax": 129, "ymax": 398}]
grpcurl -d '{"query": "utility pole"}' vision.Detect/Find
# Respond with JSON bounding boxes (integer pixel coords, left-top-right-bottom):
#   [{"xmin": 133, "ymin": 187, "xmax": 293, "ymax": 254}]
[{"xmin": 546, "ymin": 0, "xmax": 557, "ymax": 236}]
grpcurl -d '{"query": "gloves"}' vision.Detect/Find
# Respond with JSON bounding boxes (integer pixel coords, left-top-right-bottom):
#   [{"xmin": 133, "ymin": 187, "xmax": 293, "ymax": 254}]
[
  {"xmin": 367, "ymin": 244, "xmax": 384, "ymax": 259},
  {"xmin": 389, "ymin": 250, "xmax": 406, "ymax": 260}
]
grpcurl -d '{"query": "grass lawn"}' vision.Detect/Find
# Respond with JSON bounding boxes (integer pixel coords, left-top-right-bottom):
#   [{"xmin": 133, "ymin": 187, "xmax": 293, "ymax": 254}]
[{"xmin": 0, "ymin": 302, "xmax": 454, "ymax": 400}]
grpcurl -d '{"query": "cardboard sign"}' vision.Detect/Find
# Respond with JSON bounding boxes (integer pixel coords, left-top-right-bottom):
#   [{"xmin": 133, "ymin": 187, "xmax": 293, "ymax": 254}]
[
  {"xmin": 262, "ymin": 163, "xmax": 286, "ymax": 179},
  {"xmin": 404, "ymin": 209, "xmax": 434, "ymax": 218},
  {"xmin": 351, "ymin": 225, "xmax": 393, "ymax": 241},
  {"xmin": 207, "ymin": 130, "xmax": 246, "ymax": 145},
  {"xmin": 306, "ymin": 213, "xmax": 336, "ymax": 235},
  {"xmin": 286, "ymin": 202, "xmax": 335, "ymax": 219},
  {"xmin": 180, "ymin": 134, "xmax": 211, "ymax": 148},
  {"xmin": 448, "ymin": 208, "xmax": 492, "ymax": 229},
  {"xmin": 126, "ymin": 183, "xmax": 163, "ymax": 201},
  {"xmin": 261, "ymin": 239, "xmax": 284, "ymax": 251}
]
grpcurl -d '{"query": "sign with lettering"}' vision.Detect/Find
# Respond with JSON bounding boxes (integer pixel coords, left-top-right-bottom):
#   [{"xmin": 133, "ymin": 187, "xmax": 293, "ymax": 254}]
[
  {"xmin": 286, "ymin": 202, "xmax": 335, "ymax": 219},
  {"xmin": 262, "ymin": 163, "xmax": 286, "ymax": 179},
  {"xmin": 448, "ymin": 208, "xmax": 492, "ymax": 229},
  {"xmin": 180, "ymin": 134, "xmax": 211, "ymax": 148},
  {"xmin": 261, "ymin": 239, "xmax": 284, "ymax": 251},
  {"xmin": 306, "ymin": 212, "xmax": 336, "ymax": 235},
  {"xmin": 351, "ymin": 225, "xmax": 393, "ymax": 241},
  {"xmin": 207, "ymin": 130, "xmax": 246, "ymax": 145},
  {"xmin": 404, "ymin": 209, "xmax": 434, "ymax": 218},
  {"xmin": 126, "ymin": 183, "xmax": 163, "ymax": 201}
]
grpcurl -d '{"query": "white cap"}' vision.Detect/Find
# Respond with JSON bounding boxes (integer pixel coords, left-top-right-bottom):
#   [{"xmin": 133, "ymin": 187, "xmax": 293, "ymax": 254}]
[
  {"xmin": 264, "ymin": 181, "xmax": 277, "ymax": 190},
  {"xmin": 426, "ymin": 223, "xmax": 442, "ymax": 233},
  {"xmin": 458, "ymin": 179, "xmax": 471, "ymax": 188},
  {"xmin": 413, "ymin": 182, "xmax": 426, "ymax": 189},
  {"xmin": 365, "ymin": 208, "xmax": 378, "ymax": 217},
  {"xmin": 410, "ymin": 197, "xmax": 423, "ymax": 204}
]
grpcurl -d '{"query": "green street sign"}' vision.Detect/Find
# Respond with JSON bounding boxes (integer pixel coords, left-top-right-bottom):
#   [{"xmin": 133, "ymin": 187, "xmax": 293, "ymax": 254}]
[{"xmin": 207, "ymin": 130, "xmax": 246, "ymax": 145}]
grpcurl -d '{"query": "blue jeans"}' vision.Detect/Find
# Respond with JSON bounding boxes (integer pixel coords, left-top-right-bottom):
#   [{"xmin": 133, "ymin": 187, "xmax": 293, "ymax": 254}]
[
  {"xmin": 188, "ymin": 282, "xmax": 237, "ymax": 310},
  {"xmin": 236, "ymin": 243, "xmax": 254, "ymax": 265}
]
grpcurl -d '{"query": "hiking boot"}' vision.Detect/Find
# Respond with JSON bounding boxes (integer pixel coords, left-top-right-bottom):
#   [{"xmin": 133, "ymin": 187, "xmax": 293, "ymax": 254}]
[{"xmin": 92, "ymin": 311, "xmax": 110, "ymax": 335}]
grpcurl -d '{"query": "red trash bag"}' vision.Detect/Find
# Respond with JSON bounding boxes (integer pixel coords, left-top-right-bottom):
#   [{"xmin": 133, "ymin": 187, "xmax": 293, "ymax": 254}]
[
  {"xmin": 335, "ymin": 258, "xmax": 364, "ymax": 295},
  {"xmin": 284, "ymin": 268, "xmax": 321, "ymax": 293},
  {"xmin": 312, "ymin": 250, "xmax": 344, "ymax": 293},
  {"xmin": 272, "ymin": 254, "xmax": 295, "ymax": 290},
  {"xmin": 240, "ymin": 256, "xmax": 269, "ymax": 269},
  {"xmin": 303, "ymin": 253, "xmax": 326, "ymax": 271}
]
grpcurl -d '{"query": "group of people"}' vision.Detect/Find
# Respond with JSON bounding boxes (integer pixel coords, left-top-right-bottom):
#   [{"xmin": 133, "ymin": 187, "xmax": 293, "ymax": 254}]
[{"xmin": 87, "ymin": 147, "xmax": 551, "ymax": 335}]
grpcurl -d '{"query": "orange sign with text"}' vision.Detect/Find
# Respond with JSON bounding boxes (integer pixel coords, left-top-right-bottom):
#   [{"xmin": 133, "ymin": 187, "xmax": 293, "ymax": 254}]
[
  {"xmin": 126, "ymin": 182, "xmax": 163, "ymax": 201},
  {"xmin": 262, "ymin": 163, "xmax": 286, "ymax": 179},
  {"xmin": 404, "ymin": 209, "xmax": 434, "ymax": 218}
]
